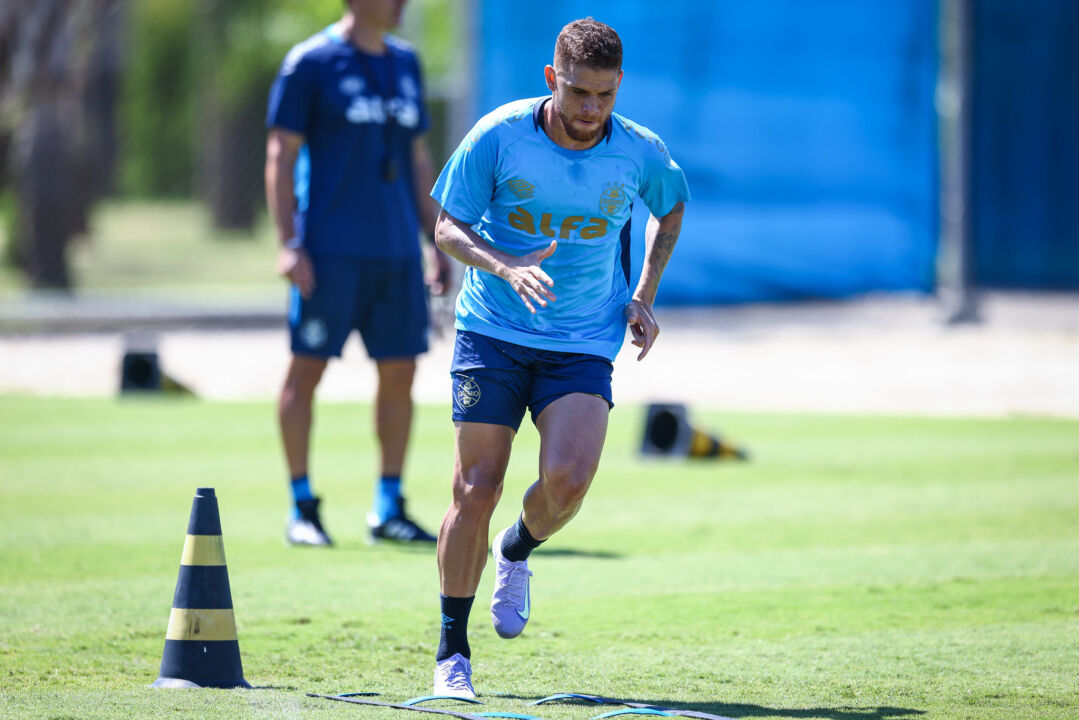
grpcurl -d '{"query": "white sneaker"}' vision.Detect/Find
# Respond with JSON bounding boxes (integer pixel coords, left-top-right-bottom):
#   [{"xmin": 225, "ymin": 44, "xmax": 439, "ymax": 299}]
[
  {"xmin": 286, "ymin": 498, "xmax": 332, "ymax": 546},
  {"xmin": 433, "ymin": 653, "xmax": 475, "ymax": 699},
  {"xmin": 490, "ymin": 527, "xmax": 533, "ymax": 639}
]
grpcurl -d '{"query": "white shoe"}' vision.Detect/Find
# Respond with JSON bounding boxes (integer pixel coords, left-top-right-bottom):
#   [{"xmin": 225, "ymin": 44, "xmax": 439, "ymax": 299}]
[
  {"xmin": 433, "ymin": 653, "xmax": 475, "ymax": 699},
  {"xmin": 286, "ymin": 498, "xmax": 332, "ymax": 546},
  {"xmin": 490, "ymin": 527, "xmax": 532, "ymax": 639}
]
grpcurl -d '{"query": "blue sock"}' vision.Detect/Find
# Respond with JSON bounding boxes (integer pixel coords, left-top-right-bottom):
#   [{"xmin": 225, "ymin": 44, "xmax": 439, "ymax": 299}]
[
  {"xmin": 375, "ymin": 475, "xmax": 402, "ymax": 523},
  {"xmin": 290, "ymin": 474, "xmax": 313, "ymax": 518}
]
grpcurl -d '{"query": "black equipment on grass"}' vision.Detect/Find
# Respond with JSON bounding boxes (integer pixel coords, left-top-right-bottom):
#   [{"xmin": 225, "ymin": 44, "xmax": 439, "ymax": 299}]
[{"xmin": 640, "ymin": 403, "xmax": 748, "ymax": 461}]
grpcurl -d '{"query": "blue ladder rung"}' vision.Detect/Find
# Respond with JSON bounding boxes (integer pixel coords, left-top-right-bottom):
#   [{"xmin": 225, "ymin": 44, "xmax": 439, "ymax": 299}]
[
  {"xmin": 530, "ymin": 693, "xmax": 607, "ymax": 705},
  {"xmin": 591, "ymin": 709, "xmax": 674, "ymax": 719},
  {"xmin": 403, "ymin": 694, "xmax": 484, "ymax": 706},
  {"xmin": 336, "ymin": 692, "xmax": 381, "ymax": 697}
]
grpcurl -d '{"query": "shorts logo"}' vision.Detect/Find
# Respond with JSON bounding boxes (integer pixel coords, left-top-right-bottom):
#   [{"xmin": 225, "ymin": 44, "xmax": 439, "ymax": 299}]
[
  {"xmin": 599, "ymin": 182, "xmax": 628, "ymax": 217},
  {"xmin": 506, "ymin": 178, "xmax": 535, "ymax": 200},
  {"xmin": 299, "ymin": 318, "xmax": 328, "ymax": 349},
  {"xmin": 456, "ymin": 375, "xmax": 481, "ymax": 408}
]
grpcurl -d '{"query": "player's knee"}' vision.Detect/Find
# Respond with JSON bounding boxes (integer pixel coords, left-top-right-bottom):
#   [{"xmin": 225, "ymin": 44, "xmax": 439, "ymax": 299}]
[
  {"xmin": 452, "ymin": 468, "xmax": 503, "ymax": 516},
  {"xmin": 541, "ymin": 461, "xmax": 595, "ymax": 510},
  {"xmin": 377, "ymin": 359, "xmax": 417, "ymax": 390},
  {"xmin": 282, "ymin": 378, "xmax": 319, "ymax": 408},
  {"xmin": 285, "ymin": 358, "xmax": 326, "ymax": 396}
]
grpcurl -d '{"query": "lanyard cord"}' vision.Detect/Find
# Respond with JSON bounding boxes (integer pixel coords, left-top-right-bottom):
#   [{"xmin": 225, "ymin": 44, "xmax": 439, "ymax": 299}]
[{"xmin": 355, "ymin": 46, "xmax": 400, "ymax": 182}]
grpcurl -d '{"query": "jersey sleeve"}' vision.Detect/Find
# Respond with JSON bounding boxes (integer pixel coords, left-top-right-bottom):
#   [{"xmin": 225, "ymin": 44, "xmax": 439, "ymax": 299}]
[
  {"xmin": 266, "ymin": 46, "xmax": 316, "ymax": 136},
  {"xmin": 637, "ymin": 138, "xmax": 691, "ymax": 218},
  {"xmin": 430, "ymin": 124, "xmax": 499, "ymax": 224}
]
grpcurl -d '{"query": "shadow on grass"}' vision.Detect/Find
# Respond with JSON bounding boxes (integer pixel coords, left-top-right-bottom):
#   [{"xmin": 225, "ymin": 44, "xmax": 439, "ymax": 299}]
[
  {"xmin": 334, "ymin": 543, "xmax": 622, "ymax": 560},
  {"xmin": 333, "ymin": 542, "xmax": 435, "ymax": 554},
  {"xmin": 661, "ymin": 700, "xmax": 924, "ymax": 720},
  {"xmin": 502, "ymin": 694, "xmax": 924, "ymax": 720},
  {"xmin": 308, "ymin": 691, "xmax": 923, "ymax": 720},
  {"xmin": 533, "ymin": 547, "xmax": 622, "ymax": 560}
]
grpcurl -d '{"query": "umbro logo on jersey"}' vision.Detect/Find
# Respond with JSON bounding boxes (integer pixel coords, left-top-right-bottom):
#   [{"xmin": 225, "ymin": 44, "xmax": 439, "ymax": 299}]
[
  {"xmin": 506, "ymin": 178, "xmax": 535, "ymax": 199},
  {"xmin": 339, "ymin": 75, "xmax": 365, "ymax": 95}
]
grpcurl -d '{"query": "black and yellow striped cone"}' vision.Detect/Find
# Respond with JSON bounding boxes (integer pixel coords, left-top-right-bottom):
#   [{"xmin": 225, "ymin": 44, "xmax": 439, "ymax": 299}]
[
  {"xmin": 640, "ymin": 403, "xmax": 749, "ymax": 461},
  {"xmin": 152, "ymin": 487, "xmax": 251, "ymax": 688}
]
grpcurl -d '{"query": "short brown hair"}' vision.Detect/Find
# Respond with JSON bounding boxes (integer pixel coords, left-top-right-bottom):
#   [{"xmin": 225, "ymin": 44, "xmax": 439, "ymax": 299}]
[{"xmin": 554, "ymin": 18, "xmax": 622, "ymax": 71}]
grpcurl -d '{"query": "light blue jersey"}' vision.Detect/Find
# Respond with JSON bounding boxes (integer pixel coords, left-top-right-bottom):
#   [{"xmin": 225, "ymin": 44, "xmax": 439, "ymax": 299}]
[{"xmin": 431, "ymin": 97, "xmax": 690, "ymax": 360}]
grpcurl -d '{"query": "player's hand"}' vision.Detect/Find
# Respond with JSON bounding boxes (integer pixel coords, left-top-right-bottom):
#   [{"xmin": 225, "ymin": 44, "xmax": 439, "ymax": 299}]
[
  {"xmin": 625, "ymin": 298, "xmax": 659, "ymax": 361},
  {"xmin": 499, "ymin": 240, "xmax": 557, "ymax": 313},
  {"xmin": 425, "ymin": 244, "xmax": 453, "ymax": 296},
  {"xmin": 278, "ymin": 246, "xmax": 315, "ymax": 299}
]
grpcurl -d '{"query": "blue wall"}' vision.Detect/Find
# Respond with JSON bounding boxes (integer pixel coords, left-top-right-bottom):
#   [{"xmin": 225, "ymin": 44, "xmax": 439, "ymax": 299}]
[
  {"xmin": 476, "ymin": 0, "xmax": 939, "ymax": 304},
  {"xmin": 972, "ymin": 0, "xmax": 1079, "ymax": 289}
]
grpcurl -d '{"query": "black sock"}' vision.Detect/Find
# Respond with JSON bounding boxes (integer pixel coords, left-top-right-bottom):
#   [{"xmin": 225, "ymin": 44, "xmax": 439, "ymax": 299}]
[
  {"xmin": 436, "ymin": 595, "xmax": 474, "ymax": 661},
  {"xmin": 500, "ymin": 513, "xmax": 544, "ymax": 562}
]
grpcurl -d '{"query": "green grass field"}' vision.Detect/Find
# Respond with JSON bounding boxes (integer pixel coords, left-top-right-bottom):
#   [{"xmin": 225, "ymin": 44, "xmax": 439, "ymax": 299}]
[{"xmin": 1, "ymin": 395, "xmax": 1077, "ymax": 719}]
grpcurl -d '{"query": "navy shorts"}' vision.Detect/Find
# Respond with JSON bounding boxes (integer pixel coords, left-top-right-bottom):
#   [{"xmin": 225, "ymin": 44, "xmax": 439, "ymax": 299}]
[
  {"xmin": 289, "ymin": 256, "xmax": 428, "ymax": 359},
  {"xmin": 450, "ymin": 330, "xmax": 614, "ymax": 432}
]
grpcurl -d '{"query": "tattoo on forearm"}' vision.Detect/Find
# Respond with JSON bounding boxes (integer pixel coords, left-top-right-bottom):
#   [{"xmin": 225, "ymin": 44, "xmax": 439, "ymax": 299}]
[
  {"xmin": 647, "ymin": 230, "xmax": 678, "ymax": 276},
  {"xmin": 633, "ymin": 203, "xmax": 683, "ymax": 303},
  {"xmin": 644, "ymin": 203, "xmax": 683, "ymax": 282}
]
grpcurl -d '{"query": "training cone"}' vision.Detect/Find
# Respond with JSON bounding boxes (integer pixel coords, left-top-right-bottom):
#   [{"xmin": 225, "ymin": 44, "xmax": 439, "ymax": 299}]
[
  {"xmin": 152, "ymin": 487, "xmax": 251, "ymax": 688},
  {"xmin": 640, "ymin": 403, "xmax": 749, "ymax": 460},
  {"xmin": 120, "ymin": 351, "xmax": 194, "ymax": 395}
]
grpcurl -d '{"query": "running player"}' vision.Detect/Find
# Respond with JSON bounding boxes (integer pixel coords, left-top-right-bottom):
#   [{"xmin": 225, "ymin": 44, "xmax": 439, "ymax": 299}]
[{"xmin": 428, "ymin": 18, "xmax": 689, "ymax": 696}]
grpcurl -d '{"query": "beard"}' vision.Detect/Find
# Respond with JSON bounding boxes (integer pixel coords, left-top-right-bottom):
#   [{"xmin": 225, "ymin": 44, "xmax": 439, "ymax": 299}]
[{"xmin": 557, "ymin": 106, "xmax": 605, "ymax": 143}]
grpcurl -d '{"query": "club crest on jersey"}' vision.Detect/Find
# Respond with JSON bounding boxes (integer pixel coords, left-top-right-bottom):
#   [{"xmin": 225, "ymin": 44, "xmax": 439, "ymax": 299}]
[
  {"xmin": 508, "ymin": 206, "xmax": 609, "ymax": 239},
  {"xmin": 598, "ymin": 182, "xmax": 629, "ymax": 217},
  {"xmin": 456, "ymin": 375, "xmax": 481, "ymax": 408},
  {"xmin": 399, "ymin": 75, "xmax": 418, "ymax": 99},
  {"xmin": 299, "ymin": 318, "xmax": 328, "ymax": 349},
  {"xmin": 506, "ymin": 178, "xmax": 535, "ymax": 200}
]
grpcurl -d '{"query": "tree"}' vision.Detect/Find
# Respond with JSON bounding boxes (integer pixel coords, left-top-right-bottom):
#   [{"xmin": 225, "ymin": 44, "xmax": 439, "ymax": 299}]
[
  {"xmin": 0, "ymin": 0, "xmax": 124, "ymax": 289},
  {"xmin": 197, "ymin": 0, "xmax": 282, "ymax": 232}
]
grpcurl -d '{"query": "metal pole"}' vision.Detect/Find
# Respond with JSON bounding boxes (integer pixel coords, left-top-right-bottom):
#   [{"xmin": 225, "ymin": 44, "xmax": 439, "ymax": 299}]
[
  {"xmin": 937, "ymin": 0, "xmax": 980, "ymax": 323},
  {"xmin": 450, "ymin": 0, "xmax": 477, "ymax": 147}
]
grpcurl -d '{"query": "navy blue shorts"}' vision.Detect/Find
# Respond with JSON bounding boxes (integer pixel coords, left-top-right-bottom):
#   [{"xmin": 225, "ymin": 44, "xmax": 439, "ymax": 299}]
[
  {"xmin": 450, "ymin": 330, "xmax": 614, "ymax": 432},
  {"xmin": 289, "ymin": 256, "xmax": 428, "ymax": 359}
]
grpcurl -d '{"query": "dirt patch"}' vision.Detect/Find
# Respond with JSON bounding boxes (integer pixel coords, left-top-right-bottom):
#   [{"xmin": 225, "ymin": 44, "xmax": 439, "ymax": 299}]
[{"xmin": 2, "ymin": 292, "xmax": 1077, "ymax": 417}]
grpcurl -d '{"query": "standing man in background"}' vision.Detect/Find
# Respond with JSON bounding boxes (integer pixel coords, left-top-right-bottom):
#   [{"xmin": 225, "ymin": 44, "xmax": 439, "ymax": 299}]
[
  {"xmin": 265, "ymin": 0, "xmax": 450, "ymax": 547},
  {"xmin": 429, "ymin": 18, "xmax": 689, "ymax": 696}
]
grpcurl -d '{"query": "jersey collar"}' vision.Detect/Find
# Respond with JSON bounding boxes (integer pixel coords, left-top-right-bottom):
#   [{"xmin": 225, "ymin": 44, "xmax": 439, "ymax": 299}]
[{"xmin": 532, "ymin": 97, "xmax": 613, "ymax": 144}]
